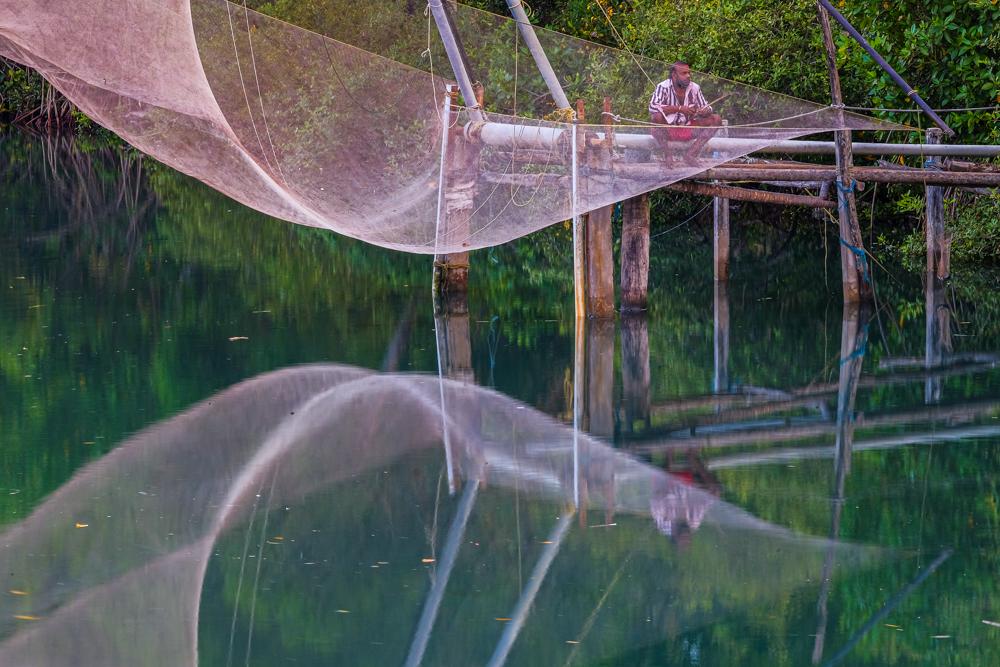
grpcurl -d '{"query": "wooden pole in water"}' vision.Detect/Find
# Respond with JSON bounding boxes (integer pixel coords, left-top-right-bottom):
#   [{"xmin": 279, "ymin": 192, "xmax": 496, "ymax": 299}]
[
  {"xmin": 584, "ymin": 98, "xmax": 616, "ymax": 318},
  {"xmin": 925, "ymin": 128, "xmax": 950, "ymax": 281},
  {"xmin": 433, "ymin": 86, "xmax": 481, "ymax": 304},
  {"xmin": 620, "ymin": 194, "xmax": 650, "ymax": 312},
  {"xmin": 573, "ymin": 100, "xmax": 587, "ymax": 320},
  {"xmin": 713, "ymin": 120, "xmax": 730, "ymax": 283},
  {"xmin": 817, "ymin": 2, "xmax": 872, "ymax": 304}
]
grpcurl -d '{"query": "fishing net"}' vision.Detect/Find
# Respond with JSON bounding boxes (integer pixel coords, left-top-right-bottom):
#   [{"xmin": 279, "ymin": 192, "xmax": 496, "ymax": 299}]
[
  {"xmin": 0, "ymin": 365, "xmax": 879, "ymax": 665},
  {"xmin": 0, "ymin": 0, "xmax": 906, "ymax": 253}
]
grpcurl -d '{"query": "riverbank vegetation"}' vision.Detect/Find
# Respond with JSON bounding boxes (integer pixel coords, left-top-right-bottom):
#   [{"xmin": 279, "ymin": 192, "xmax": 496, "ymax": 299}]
[{"xmin": 2, "ymin": 1, "xmax": 997, "ymax": 266}]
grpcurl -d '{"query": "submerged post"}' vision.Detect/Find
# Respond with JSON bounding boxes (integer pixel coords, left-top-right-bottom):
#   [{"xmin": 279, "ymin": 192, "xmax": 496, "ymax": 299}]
[
  {"xmin": 817, "ymin": 2, "xmax": 872, "ymax": 304},
  {"xmin": 925, "ymin": 128, "xmax": 950, "ymax": 282}
]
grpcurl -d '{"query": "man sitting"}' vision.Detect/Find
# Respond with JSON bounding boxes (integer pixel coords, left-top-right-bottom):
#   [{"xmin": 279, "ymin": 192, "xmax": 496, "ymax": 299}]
[{"xmin": 648, "ymin": 61, "xmax": 722, "ymax": 164}]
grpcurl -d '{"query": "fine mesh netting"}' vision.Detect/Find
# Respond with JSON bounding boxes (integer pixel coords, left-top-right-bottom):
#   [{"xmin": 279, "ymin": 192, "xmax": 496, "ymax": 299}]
[
  {"xmin": 0, "ymin": 365, "xmax": 878, "ymax": 665},
  {"xmin": 0, "ymin": 0, "xmax": 907, "ymax": 253}
]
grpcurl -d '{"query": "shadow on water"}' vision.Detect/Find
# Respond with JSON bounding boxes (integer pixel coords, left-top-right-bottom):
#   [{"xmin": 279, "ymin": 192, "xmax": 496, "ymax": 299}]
[{"xmin": 3, "ymin": 131, "xmax": 1000, "ymax": 664}]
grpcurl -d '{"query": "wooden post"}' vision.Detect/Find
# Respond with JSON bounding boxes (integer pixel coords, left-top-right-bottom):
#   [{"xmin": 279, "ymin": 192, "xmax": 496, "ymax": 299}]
[
  {"xmin": 584, "ymin": 97, "xmax": 616, "ymax": 318},
  {"xmin": 925, "ymin": 128, "xmax": 950, "ymax": 281},
  {"xmin": 620, "ymin": 194, "xmax": 650, "ymax": 312},
  {"xmin": 714, "ymin": 120, "xmax": 730, "ymax": 283},
  {"xmin": 817, "ymin": 3, "xmax": 872, "ymax": 303},
  {"xmin": 573, "ymin": 99, "xmax": 587, "ymax": 320},
  {"xmin": 434, "ymin": 85, "xmax": 482, "ymax": 301}
]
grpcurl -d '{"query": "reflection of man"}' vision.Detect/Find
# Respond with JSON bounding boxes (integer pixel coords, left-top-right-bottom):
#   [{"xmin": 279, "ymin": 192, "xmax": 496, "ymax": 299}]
[
  {"xmin": 650, "ymin": 450, "xmax": 721, "ymax": 548},
  {"xmin": 648, "ymin": 61, "xmax": 722, "ymax": 164}
]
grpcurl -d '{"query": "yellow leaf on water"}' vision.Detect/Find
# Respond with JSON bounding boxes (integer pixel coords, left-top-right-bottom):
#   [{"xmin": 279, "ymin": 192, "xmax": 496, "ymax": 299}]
[
  {"xmin": 421, "ymin": 558, "xmax": 436, "ymax": 564},
  {"xmin": 13, "ymin": 615, "xmax": 40, "ymax": 621},
  {"xmin": 495, "ymin": 618, "xmax": 512, "ymax": 622},
  {"xmin": 75, "ymin": 522, "xmax": 89, "ymax": 528},
  {"xmin": 8, "ymin": 590, "xmax": 28, "ymax": 596},
  {"xmin": 336, "ymin": 609, "xmax": 350, "ymax": 614},
  {"xmin": 228, "ymin": 336, "xmax": 249, "ymax": 342}
]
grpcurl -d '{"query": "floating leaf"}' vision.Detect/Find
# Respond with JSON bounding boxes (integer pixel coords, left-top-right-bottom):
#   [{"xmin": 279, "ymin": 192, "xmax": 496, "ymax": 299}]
[{"xmin": 75, "ymin": 522, "xmax": 89, "ymax": 528}]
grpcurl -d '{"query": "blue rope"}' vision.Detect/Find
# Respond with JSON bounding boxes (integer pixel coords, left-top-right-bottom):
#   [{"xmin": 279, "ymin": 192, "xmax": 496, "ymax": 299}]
[
  {"xmin": 840, "ymin": 322, "xmax": 870, "ymax": 366},
  {"xmin": 839, "ymin": 237, "xmax": 872, "ymax": 286}
]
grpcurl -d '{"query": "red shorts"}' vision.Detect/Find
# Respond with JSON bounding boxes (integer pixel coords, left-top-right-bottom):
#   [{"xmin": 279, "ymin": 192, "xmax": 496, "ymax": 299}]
[{"xmin": 664, "ymin": 127, "xmax": 695, "ymax": 142}]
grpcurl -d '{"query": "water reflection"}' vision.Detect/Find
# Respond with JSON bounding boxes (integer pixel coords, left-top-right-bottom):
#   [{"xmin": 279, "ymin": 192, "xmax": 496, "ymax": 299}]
[
  {"xmin": 5, "ymin": 132, "xmax": 1000, "ymax": 665},
  {"xmin": 0, "ymin": 363, "xmax": 880, "ymax": 666}
]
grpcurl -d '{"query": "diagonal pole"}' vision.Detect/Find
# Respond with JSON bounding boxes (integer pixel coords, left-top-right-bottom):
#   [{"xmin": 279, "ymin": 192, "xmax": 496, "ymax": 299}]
[
  {"xmin": 427, "ymin": 1, "xmax": 484, "ymax": 121},
  {"xmin": 486, "ymin": 511, "xmax": 576, "ymax": 667}
]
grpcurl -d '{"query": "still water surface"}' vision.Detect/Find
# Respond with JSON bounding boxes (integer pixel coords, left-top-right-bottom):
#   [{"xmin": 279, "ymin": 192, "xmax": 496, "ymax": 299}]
[{"xmin": 2, "ymin": 133, "xmax": 1000, "ymax": 665}]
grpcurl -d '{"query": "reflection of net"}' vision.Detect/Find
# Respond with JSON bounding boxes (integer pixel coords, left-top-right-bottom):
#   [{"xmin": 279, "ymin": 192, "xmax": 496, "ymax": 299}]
[
  {"xmin": 0, "ymin": 365, "xmax": 876, "ymax": 665},
  {"xmin": 0, "ymin": 1, "xmax": 905, "ymax": 253}
]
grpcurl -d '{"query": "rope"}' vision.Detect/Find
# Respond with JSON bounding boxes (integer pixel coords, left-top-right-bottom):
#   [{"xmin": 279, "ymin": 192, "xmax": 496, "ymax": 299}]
[
  {"xmin": 649, "ymin": 202, "xmax": 712, "ymax": 240},
  {"xmin": 592, "ymin": 0, "xmax": 655, "ymax": 87},
  {"xmin": 845, "ymin": 105, "xmax": 1000, "ymax": 113}
]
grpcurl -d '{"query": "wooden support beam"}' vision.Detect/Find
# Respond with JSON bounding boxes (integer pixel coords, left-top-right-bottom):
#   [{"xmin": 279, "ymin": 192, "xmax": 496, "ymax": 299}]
[
  {"xmin": 584, "ymin": 98, "xmax": 615, "ymax": 318},
  {"xmin": 817, "ymin": 1, "xmax": 870, "ymax": 303},
  {"xmin": 667, "ymin": 181, "xmax": 835, "ymax": 208},
  {"xmin": 702, "ymin": 166, "xmax": 1000, "ymax": 187},
  {"xmin": 925, "ymin": 128, "xmax": 950, "ymax": 281},
  {"xmin": 620, "ymin": 194, "xmax": 650, "ymax": 312},
  {"xmin": 434, "ymin": 85, "xmax": 482, "ymax": 298}
]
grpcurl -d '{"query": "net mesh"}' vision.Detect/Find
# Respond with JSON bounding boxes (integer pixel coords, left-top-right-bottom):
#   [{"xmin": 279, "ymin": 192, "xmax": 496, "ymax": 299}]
[
  {"xmin": 0, "ymin": 0, "xmax": 907, "ymax": 253},
  {"xmin": 0, "ymin": 365, "xmax": 877, "ymax": 665}
]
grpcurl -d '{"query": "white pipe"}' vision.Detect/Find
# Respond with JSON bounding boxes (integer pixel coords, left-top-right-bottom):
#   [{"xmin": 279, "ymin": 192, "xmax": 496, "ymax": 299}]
[{"xmin": 468, "ymin": 121, "xmax": 1000, "ymax": 157}]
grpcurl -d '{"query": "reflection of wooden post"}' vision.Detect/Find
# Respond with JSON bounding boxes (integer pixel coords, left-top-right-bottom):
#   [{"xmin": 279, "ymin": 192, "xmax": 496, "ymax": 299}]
[
  {"xmin": 925, "ymin": 274, "xmax": 952, "ymax": 404},
  {"xmin": 713, "ymin": 281, "xmax": 730, "ymax": 396},
  {"xmin": 583, "ymin": 318, "xmax": 615, "ymax": 526},
  {"xmin": 585, "ymin": 98, "xmax": 615, "ymax": 318},
  {"xmin": 621, "ymin": 315, "xmax": 651, "ymax": 432},
  {"xmin": 812, "ymin": 301, "xmax": 868, "ymax": 664},
  {"xmin": 434, "ymin": 305, "xmax": 474, "ymax": 384},
  {"xmin": 434, "ymin": 85, "xmax": 483, "ymax": 299},
  {"xmin": 816, "ymin": 3, "xmax": 872, "ymax": 303},
  {"xmin": 925, "ymin": 128, "xmax": 950, "ymax": 281},
  {"xmin": 621, "ymin": 194, "xmax": 650, "ymax": 312}
]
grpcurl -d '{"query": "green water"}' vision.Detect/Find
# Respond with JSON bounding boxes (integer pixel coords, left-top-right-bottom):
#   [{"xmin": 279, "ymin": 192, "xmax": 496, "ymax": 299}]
[{"xmin": 3, "ymin": 133, "xmax": 1000, "ymax": 665}]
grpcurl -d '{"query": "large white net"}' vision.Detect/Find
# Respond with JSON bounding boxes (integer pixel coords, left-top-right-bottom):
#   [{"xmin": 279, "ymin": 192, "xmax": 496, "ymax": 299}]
[{"xmin": 0, "ymin": 0, "xmax": 906, "ymax": 253}]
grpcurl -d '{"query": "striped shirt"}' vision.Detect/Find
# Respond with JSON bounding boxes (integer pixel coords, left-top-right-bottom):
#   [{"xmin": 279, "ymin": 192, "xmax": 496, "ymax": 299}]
[{"xmin": 648, "ymin": 79, "xmax": 710, "ymax": 125}]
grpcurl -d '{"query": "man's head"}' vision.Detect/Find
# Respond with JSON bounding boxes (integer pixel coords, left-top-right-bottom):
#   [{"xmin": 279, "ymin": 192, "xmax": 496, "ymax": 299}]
[{"xmin": 669, "ymin": 61, "xmax": 692, "ymax": 89}]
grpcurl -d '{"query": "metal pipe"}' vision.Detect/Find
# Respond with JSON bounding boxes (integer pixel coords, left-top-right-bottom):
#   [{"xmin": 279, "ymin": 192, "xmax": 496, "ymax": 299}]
[
  {"xmin": 427, "ymin": 1, "xmax": 484, "ymax": 121},
  {"xmin": 467, "ymin": 121, "xmax": 1000, "ymax": 156},
  {"xmin": 816, "ymin": 0, "xmax": 954, "ymax": 136},
  {"xmin": 504, "ymin": 0, "xmax": 572, "ymax": 110}
]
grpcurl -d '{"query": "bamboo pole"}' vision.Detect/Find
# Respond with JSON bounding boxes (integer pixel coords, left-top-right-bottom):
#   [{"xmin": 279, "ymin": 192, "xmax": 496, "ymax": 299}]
[
  {"xmin": 816, "ymin": 0, "xmax": 954, "ymax": 136},
  {"xmin": 666, "ymin": 181, "xmax": 835, "ymax": 208},
  {"xmin": 427, "ymin": 0, "xmax": 483, "ymax": 120},
  {"xmin": 504, "ymin": 0, "xmax": 572, "ymax": 111},
  {"xmin": 817, "ymin": 2, "xmax": 870, "ymax": 303}
]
